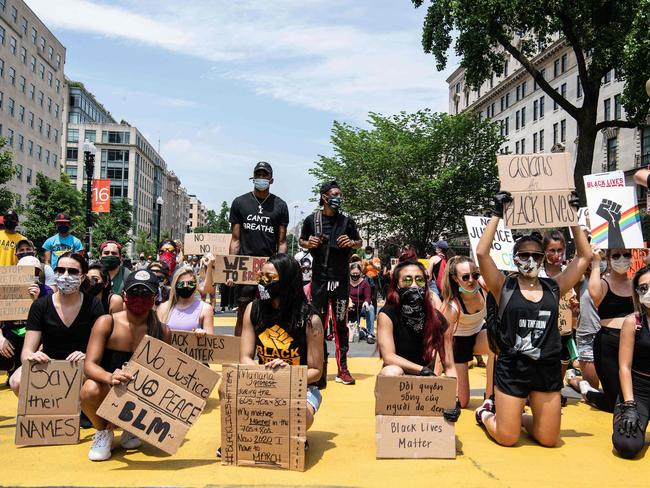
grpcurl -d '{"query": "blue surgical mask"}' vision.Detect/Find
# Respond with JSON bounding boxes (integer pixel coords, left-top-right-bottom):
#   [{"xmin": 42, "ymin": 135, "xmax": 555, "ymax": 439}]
[{"xmin": 253, "ymin": 178, "xmax": 270, "ymax": 191}]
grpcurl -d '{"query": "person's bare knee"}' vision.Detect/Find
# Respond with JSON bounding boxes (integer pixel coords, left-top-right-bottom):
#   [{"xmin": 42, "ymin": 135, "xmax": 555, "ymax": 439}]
[
  {"xmin": 494, "ymin": 428, "xmax": 520, "ymax": 447},
  {"xmin": 8, "ymin": 367, "xmax": 21, "ymax": 397},
  {"xmin": 80, "ymin": 380, "xmax": 104, "ymax": 406},
  {"xmin": 379, "ymin": 365, "xmax": 404, "ymax": 376}
]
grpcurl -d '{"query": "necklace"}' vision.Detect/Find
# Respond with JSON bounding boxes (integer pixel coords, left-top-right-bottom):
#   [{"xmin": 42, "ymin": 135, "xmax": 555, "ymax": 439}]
[{"xmin": 251, "ymin": 192, "xmax": 270, "ymax": 214}]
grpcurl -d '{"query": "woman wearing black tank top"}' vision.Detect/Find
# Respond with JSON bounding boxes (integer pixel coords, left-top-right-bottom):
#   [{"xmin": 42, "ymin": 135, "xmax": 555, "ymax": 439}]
[
  {"xmin": 239, "ymin": 254, "xmax": 324, "ymax": 431},
  {"xmin": 577, "ymin": 248, "xmax": 634, "ymax": 412},
  {"xmin": 613, "ymin": 266, "xmax": 650, "ymax": 458},
  {"xmin": 475, "ymin": 192, "xmax": 589, "ymax": 447},
  {"xmin": 81, "ymin": 270, "xmax": 170, "ymax": 462}
]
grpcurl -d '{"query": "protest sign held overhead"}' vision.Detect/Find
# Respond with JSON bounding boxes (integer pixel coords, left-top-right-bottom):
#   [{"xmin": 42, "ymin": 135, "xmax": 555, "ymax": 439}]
[
  {"xmin": 183, "ymin": 233, "xmax": 230, "ymax": 256},
  {"xmin": 0, "ymin": 266, "xmax": 35, "ymax": 321},
  {"xmin": 213, "ymin": 255, "xmax": 267, "ymax": 285},
  {"xmin": 96, "ymin": 335, "xmax": 220, "ymax": 455},
  {"xmin": 170, "ymin": 331, "xmax": 240, "ymax": 364},
  {"xmin": 497, "ymin": 152, "xmax": 578, "ymax": 229},
  {"xmin": 221, "ymin": 364, "xmax": 307, "ymax": 471},
  {"xmin": 585, "ymin": 185, "xmax": 643, "ymax": 249},
  {"xmin": 464, "ymin": 215, "xmax": 516, "ymax": 271},
  {"xmin": 583, "ymin": 170, "xmax": 625, "ymax": 191},
  {"xmin": 15, "ymin": 360, "xmax": 84, "ymax": 446}
]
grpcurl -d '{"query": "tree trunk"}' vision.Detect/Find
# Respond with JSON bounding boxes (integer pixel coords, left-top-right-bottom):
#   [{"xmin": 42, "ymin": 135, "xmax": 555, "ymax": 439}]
[{"xmin": 574, "ymin": 105, "xmax": 599, "ymax": 206}]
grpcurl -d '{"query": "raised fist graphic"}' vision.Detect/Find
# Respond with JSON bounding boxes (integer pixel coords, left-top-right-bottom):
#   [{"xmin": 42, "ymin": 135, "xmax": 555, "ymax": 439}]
[{"xmin": 596, "ymin": 199, "xmax": 625, "ymax": 249}]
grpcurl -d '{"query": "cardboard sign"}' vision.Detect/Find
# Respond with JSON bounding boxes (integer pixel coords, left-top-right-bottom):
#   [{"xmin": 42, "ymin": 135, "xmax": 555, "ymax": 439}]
[
  {"xmin": 91, "ymin": 179, "xmax": 110, "ymax": 213},
  {"xmin": 464, "ymin": 215, "xmax": 516, "ymax": 271},
  {"xmin": 585, "ymin": 185, "xmax": 644, "ymax": 249},
  {"xmin": 96, "ymin": 335, "xmax": 220, "ymax": 455},
  {"xmin": 628, "ymin": 248, "xmax": 648, "ymax": 279},
  {"xmin": 183, "ymin": 233, "xmax": 231, "ymax": 256},
  {"xmin": 0, "ymin": 266, "xmax": 35, "ymax": 321},
  {"xmin": 558, "ymin": 292, "xmax": 574, "ymax": 335},
  {"xmin": 15, "ymin": 360, "xmax": 84, "ymax": 445},
  {"xmin": 213, "ymin": 255, "xmax": 267, "ymax": 285},
  {"xmin": 583, "ymin": 170, "xmax": 625, "ymax": 190},
  {"xmin": 375, "ymin": 415, "xmax": 455, "ymax": 459},
  {"xmin": 497, "ymin": 153, "xmax": 577, "ymax": 229},
  {"xmin": 374, "ymin": 376, "xmax": 456, "ymax": 416},
  {"xmin": 221, "ymin": 364, "xmax": 307, "ymax": 471},
  {"xmin": 170, "ymin": 331, "xmax": 240, "ymax": 364}
]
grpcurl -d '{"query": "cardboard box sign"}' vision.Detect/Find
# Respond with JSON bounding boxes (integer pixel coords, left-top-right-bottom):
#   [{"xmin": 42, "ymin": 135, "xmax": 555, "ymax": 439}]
[
  {"xmin": 376, "ymin": 415, "xmax": 455, "ymax": 459},
  {"xmin": 497, "ymin": 152, "xmax": 578, "ymax": 229},
  {"xmin": 0, "ymin": 299, "xmax": 33, "ymax": 321},
  {"xmin": 96, "ymin": 335, "xmax": 220, "ymax": 455},
  {"xmin": 221, "ymin": 364, "xmax": 307, "ymax": 471},
  {"xmin": 0, "ymin": 266, "xmax": 37, "ymax": 321},
  {"xmin": 183, "ymin": 233, "xmax": 230, "ymax": 256},
  {"xmin": 374, "ymin": 376, "xmax": 456, "ymax": 416},
  {"xmin": 213, "ymin": 255, "xmax": 267, "ymax": 285},
  {"xmin": 558, "ymin": 292, "xmax": 575, "ymax": 335},
  {"xmin": 170, "ymin": 331, "xmax": 240, "ymax": 364},
  {"xmin": 15, "ymin": 360, "xmax": 84, "ymax": 446},
  {"xmin": 0, "ymin": 266, "xmax": 37, "ymax": 285}
]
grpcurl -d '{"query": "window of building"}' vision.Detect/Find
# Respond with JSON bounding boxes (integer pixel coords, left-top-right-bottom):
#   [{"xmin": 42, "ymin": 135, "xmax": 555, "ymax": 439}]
[
  {"xmin": 67, "ymin": 128, "xmax": 79, "ymax": 143},
  {"xmin": 504, "ymin": 59, "xmax": 509, "ymax": 77},
  {"xmin": 52, "ymin": 154, "xmax": 58, "ymax": 168},
  {"xmin": 539, "ymin": 96, "xmax": 545, "ymax": 118},
  {"xmin": 604, "ymin": 69, "xmax": 612, "ymax": 84},
  {"xmin": 560, "ymin": 83, "xmax": 566, "ymax": 100},
  {"xmin": 561, "ymin": 53, "xmax": 568, "ymax": 73},
  {"xmin": 539, "ymin": 129, "xmax": 545, "ymax": 151},
  {"xmin": 37, "ymin": 118, "xmax": 42, "ymax": 133},
  {"xmin": 26, "ymin": 168, "xmax": 32, "ymax": 184},
  {"xmin": 577, "ymin": 76, "xmax": 583, "ymax": 98},
  {"xmin": 18, "ymin": 134, "xmax": 23, "ymax": 151},
  {"xmin": 54, "ymin": 103, "xmax": 59, "ymax": 118},
  {"xmin": 614, "ymin": 94, "xmax": 622, "ymax": 120},
  {"xmin": 53, "ymin": 128, "xmax": 58, "ymax": 143},
  {"xmin": 31, "ymin": 27, "xmax": 36, "ymax": 44},
  {"xmin": 8, "ymin": 66, "xmax": 14, "ymax": 85},
  {"xmin": 0, "ymin": 1, "xmax": 4, "ymax": 12},
  {"xmin": 56, "ymin": 54, "xmax": 61, "ymax": 68},
  {"xmin": 9, "ymin": 36, "xmax": 16, "ymax": 55},
  {"xmin": 8, "ymin": 97, "xmax": 14, "ymax": 116},
  {"xmin": 46, "ymin": 123, "xmax": 50, "ymax": 139},
  {"xmin": 38, "ymin": 63, "xmax": 44, "ymax": 80},
  {"xmin": 37, "ymin": 91, "xmax": 43, "ymax": 106},
  {"xmin": 505, "ymin": 93, "xmax": 510, "ymax": 108},
  {"xmin": 515, "ymin": 110, "xmax": 520, "ymax": 130},
  {"xmin": 27, "ymin": 111, "xmax": 33, "ymax": 128},
  {"xmin": 500, "ymin": 96, "xmax": 505, "ymax": 112},
  {"xmin": 30, "ymin": 55, "xmax": 35, "ymax": 72},
  {"xmin": 15, "ymin": 164, "xmax": 22, "ymax": 180},
  {"xmin": 515, "ymin": 140, "xmax": 520, "ymax": 154},
  {"xmin": 18, "ymin": 105, "xmax": 24, "ymax": 122},
  {"xmin": 604, "ymin": 98, "xmax": 611, "ymax": 121},
  {"xmin": 533, "ymin": 100, "xmax": 538, "ymax": 121},
  {"xmin": 19, "ymin": 46, "xmax": 25, "ymax": 64},
  {"xmin": 0, "ymin": 26, "xmax": 4, "ymax": 45},
  {"xmin": 36, "ymin": 144, "xmax": 41, "ymax": 160},
  {"xmin": 533, "ymin": 132, "xmax": 538, "ymax": 153},
  {"xmin": 521, "ymin": 106, "xmax": 526, "ymax": 127},
  {"xmin": 85, "ymin": 130, "xmax": 96, "ymax": 142},
  {"xmin": 47, "ymin": 71, "xmax": 52, "ymax": 87},
  {"xmin": 10, "ymin": 5, "xmax": 17, "ymax": 22},
  {"xmin": 607, "ymin": 137, "xmax": 617, "ymax": 171},
  {"xmin": 27, "ymin": 140, "xmax": 32, "ymax": 156},
  {"xmin": 48, "ymin": 46, "xmax": 53, "ymax": 60},
  {"xmin": 66, "ymin": 147, "xmax": 78, "ymax": 160},
  {"xmin": 18, "ymin": 75, "xmax": 24, "ymax": 93},
  {"xmin": 516, "ymin": 85, "xmax": 521, "ymax": 101},
  {"xmin": 21, "ymin": 17, "xmax": 27, "ymax": 35},
  {"xmin": 522, "ymin": 81, "xmax": 527, "ymax": 98},
  {"xmin": 521, "ymin": 138, "xmax": 526, "ymax": 153},
  {"xmin": 65, "ymin": 165, "xmax": 77, "ymax": 178},
  {"xmin": 554, "ymin": 89, "xmax": 559, "ymax": 111},
  {"xmin": 47, "ymin": 97, "xmax": 51, "ymax": 113},
  {"xmin": 553, "ymin": 123, "xmax": 559, "ymax": 145},
  {"xmin": 7, "ymin": 128, "xmax": 13, "ymax": 146},
  {"xmin": 642, "ymin": 127, "xmax": 650, "ymax": 166},
  {"xmin": 554, "ymin": 59, "xmax": 560, "ymax": 78},
  {"xmin": 101, "ymin": 131, "xmax": 130, "ymax": 144},
  {"xmin": 28, "ymin": 83, "xmax": 34, "ymax": 100},
  {"xmin": 55, "ymin": 79, "xmax": 60, "ymax": 94},
  {"xmin": 560, "ymin": 119, "xmax": 566, "ymax": 143},
  {"xmin": 504, "ymin": 116, "xmax": 509, "ymax": 136},
  {"xmin": 45, "ymin": 149, "xmax": 50, "ymax": 165},
  {"xmin": 39, "ymin": 37, "xmax": 45, "ymax": 51}
]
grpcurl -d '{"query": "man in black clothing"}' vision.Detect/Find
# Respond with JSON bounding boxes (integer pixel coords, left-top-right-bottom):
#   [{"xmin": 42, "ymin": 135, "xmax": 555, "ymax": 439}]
[
  {"xmin": 300, "ymin": 181, "xmax": 362, "ymax": 385},
  {"xmin": 228, "ymin": 161, "xmax": 289, "ymax": 335}
]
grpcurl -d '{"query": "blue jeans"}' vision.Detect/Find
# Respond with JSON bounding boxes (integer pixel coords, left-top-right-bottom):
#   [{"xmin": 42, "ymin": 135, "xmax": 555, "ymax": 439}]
[
  {"xmin": 428, "ymin": 279, "xmax": 441, "ymax": 298},
  {"xmin": 362, "ymin": 304, "xmax": 376, "ymax": 336}
]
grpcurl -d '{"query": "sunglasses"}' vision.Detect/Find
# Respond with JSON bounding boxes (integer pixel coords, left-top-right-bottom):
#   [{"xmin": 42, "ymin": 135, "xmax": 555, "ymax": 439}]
[
  {"xmin": 54, "ymin": 266, "xmax": 81, "ymax": 276},
  {"xmin": 176, "ymin": 280, "xmax": 196, "ymax": 288},
  {"xmin": 350, "ymin": 274, "xmax": 361, "ymax": 279},
  {"xmin": 400, "ymin": 275, "xmax": 427, "ymax": 288},
  {"xmin": 637, "ymin": 284, "xmax": 650, "ymax": 295},
  {"xmin": 515, "ymin": 252, "xmax": 545, "ymax": 261},
  {"xmin": 611, "ymin": 252, "xmax": 632, "ymax": 260},
  {"xmin": 256, "ymin": 272, "xmax": 279, "ymax": 286},
  {"xmin": 126, "ymin": 286, "xmax": 154, "ymax": 297},
  {"xmin": 459, "ymin": 272, "xmax": 481, "ymax": 282}
]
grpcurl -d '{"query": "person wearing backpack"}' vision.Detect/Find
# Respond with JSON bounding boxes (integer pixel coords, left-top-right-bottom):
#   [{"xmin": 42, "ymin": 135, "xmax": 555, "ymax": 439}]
[
  {"xmin": 474, "ymin": 191, "xmax": 590, "ymax": 447},
  {"xmin": 440, "ymin": 255, "xmax": 494, "ymax": 409}
]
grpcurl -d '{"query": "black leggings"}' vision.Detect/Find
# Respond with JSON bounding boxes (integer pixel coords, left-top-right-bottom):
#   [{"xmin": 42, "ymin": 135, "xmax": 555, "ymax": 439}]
[
  {"xmin": 585, "ymin": 327, "xmax": 620, "ymax": 413},
  {"xmin": 613, "ymin": 372, "xmax": 650, "ymax": 459}
]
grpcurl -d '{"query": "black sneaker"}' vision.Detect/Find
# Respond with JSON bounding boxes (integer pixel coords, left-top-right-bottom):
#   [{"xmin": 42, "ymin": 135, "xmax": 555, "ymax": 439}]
[
  {"xmin": 561, "ymin": 394, "xmax": 568, "ymax": 407},
  {"xmin": 366, "ymin": 334, "xmax": 376, "ymax": 344},
  {"xmin": 80, "ymin": 411, "xmax": 93, "ymax": 429},
  {"xmin": 216, "ymin": 446, "xmax": 221, "ymax": 458}
]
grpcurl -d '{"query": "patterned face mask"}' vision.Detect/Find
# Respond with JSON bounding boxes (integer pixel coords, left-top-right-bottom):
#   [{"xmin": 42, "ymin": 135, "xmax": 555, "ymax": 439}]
[{"xmin": 55, "ymin": 274, "xmax": 81, "ymax": 295}]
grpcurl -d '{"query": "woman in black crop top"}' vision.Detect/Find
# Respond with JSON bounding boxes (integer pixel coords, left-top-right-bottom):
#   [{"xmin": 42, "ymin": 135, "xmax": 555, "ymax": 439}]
[
  {"xmin": 613, "ymin": 266, "xmax": 650, "ymax": 458},
  {"xmin": 239, "ymin": 254, "xmax": 324, "ymax": 431},
  {"xmin": 81, "ymin": 269, "xmax": 171, "ymax": 462},
  {"xmin": 581, "ymin": 248, "xmax": 635, "ymax": 413},
  {"xmin": 377, "ymin": 253, "xmax": 460, "ymax": 422},
  {"xmin": 476, "ymin": 193, "xmax": 590, "ymax": 448}
]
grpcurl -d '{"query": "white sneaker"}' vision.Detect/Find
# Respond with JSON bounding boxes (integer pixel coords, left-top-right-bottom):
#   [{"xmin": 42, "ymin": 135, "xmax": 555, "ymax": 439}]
[
  {"xmin": 120, "ymin": 430, "xmax": 142, "ymax": 450},
  {"xmin": 579, "ymin": 380, "xmax": 598, "ymax": 396},
  {"xmin": 565, "ymin": 368, "xmax": 576, "ymax": 384},
  {"xmin": 88, "ymin": 430, "xmax": 114, "ymax": 461}
]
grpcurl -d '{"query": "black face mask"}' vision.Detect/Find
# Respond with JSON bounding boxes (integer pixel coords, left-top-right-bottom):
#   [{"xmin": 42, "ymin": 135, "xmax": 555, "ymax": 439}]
[
  {"xmin": 398, "ymin": 286, "xmax": 426, "ymax": 332},
  {"xmin": 175, "ymin": 284, "xmax": 196, "ymax": 299},
  {"xmin": 258, "ymin": 280, "xmax": 281, "ymax": 301},
  {"xmin": 87, "ymin": 281, "xmax": 104, "ymax": 296},
  {"xmin": 16, "ymin": 251, "xmax": 36, "ymax": 260},
  {"xmin": 57, "ymin": 224, "xmax": 70, "ymax": 234},
  {"xmin": 350, "ymin": 274, "xmax": 361, "ymax": 280},
  {"xmin": 4, "ymin": 221, "xmax": 17, "ymax": 230}
]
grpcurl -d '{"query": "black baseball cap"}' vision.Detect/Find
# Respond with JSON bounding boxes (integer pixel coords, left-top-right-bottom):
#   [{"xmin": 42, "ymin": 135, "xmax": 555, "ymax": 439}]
[
  {"xmin": 253, "ymin": 161, "xmax": 273, "ymax": 176},
  {"xmin": 3, "ymin": 210, "xmax": 18, "ymax": 223},
  {"xmin": 124, "ymin": 269, "xmax": 159, "ymax": 294},
  {"xmin": 54, "ymin": 212, "xmax": 71, "ymax": 223}
]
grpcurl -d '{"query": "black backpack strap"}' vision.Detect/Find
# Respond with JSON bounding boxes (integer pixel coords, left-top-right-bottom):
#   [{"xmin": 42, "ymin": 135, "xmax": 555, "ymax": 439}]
[
  {"xmin": 539, "ymin": 277, "xmax": 561, "ymax": 304},
  {"xmin": 497, "ymin": 275, "xmax": 517, "ymax": 322},
  {"xmin": 314, "ymin": 209, "xmax": 323, "ymax": 237}
]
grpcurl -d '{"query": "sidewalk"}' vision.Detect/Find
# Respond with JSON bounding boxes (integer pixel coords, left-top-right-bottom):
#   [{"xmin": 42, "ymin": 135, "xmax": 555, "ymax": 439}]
[{"xmin": 0, "ymin": 329, "xmax": 648, "ymax": 486}]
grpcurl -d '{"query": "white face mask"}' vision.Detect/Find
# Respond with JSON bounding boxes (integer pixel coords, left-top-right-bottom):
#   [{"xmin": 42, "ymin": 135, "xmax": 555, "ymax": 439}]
[
  {"xmin": 513, "ymin": 255, "xmax": 541, "ymax": 278},
  {"xmin": 639, "ymin": 290, "xmax": 650, "ymax": 307},
  {"xmin": 611, "ymin": 257, "xmax": 631, "ymax": 275},
  {"xmin": 55, "ymin": 274, "xmax": 81, "ymax": 295}
]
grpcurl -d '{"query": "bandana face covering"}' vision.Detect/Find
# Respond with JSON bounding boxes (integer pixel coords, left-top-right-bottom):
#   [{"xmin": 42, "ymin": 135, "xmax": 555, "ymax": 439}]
[
  {"xmin": 513, "ymin": 255, "xmax": 541, "ymax": 278},
  {"xmin": 158, "ymin": 251, "xmax": 177, "ymax": 277},
  {"xmin": 124, "ymin": 294, "xmax": 154, "ymax": 315},
  {"xmin": 398, "ymin": 286, "xmax": 426, "ymax": 332}
]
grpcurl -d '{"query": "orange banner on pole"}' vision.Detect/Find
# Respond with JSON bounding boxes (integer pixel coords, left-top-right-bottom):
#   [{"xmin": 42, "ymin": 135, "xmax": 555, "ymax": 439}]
[{"xmin": 91, "ymin": 179, "xmax": 110, "ymax": 213}]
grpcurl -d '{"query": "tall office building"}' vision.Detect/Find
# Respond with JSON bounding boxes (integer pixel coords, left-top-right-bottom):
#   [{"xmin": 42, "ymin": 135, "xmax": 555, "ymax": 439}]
[
  {"xmin": 189, "ymin": 194, "xmax": 207, "ymax": 230},
  {"xmin": 447, "ymin": 38, "xmax": 650, "ymax": 190},
  {"xmin": 0, "ymin": 0, "xmax": 66, "ymax": 205}
]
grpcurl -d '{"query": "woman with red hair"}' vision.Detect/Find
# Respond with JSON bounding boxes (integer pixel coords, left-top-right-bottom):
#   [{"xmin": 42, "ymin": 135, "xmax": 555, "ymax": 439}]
[{"xmin": 376, "ymin": 253, "xmax": 460, "ymax": 421}]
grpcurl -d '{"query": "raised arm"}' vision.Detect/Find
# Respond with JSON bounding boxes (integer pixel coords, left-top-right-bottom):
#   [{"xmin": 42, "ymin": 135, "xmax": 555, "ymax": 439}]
[
  {"xmin": 476, "ymin": 216, "xmax": 506, "ymax": 301},
  {"xmin": 556, "ymin": 225, "xmax": 592, "ymax": 295},
  {"xmin": 589, "ymin": 248, "xmax": 607, "ymax": 306}
]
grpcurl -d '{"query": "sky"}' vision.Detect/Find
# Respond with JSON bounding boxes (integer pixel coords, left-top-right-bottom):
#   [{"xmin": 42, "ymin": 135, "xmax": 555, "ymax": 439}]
[{"xmin": 28, "ymin": 0, "xmax": 456, "ymax": 227}]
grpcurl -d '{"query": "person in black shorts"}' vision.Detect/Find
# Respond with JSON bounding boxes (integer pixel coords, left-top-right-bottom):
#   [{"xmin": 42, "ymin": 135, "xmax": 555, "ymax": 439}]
[
  {"xmin": 474, "ymin": 192, "xmax": 590, "ymax": 447},
  {"xmin": 300, "ymin": 181, "xmax": 361, "ymax": 385},
  {"xmin": 227, "ymin": 161, "xmax": 289, "ymax": 336}
]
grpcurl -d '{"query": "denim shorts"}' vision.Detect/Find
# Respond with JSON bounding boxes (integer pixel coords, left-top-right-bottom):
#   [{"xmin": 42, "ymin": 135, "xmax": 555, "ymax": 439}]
[
  {"xmin": 576, "ymin": 332, "xmax": 597, "ymax": 362},
  {"xmin": 307, "ymin": 385, "xmax": 322, "ymax": 413}
]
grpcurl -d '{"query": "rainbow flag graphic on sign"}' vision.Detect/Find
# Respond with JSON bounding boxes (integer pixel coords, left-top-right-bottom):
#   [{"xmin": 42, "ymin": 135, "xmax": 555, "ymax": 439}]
[{"xmin": 591, "ymin": 205, "xmax": 641, "ymax": 246}]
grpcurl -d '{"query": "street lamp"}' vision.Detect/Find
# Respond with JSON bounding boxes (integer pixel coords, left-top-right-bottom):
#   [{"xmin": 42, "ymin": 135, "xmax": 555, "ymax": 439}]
[
  {"xmin": 156, "ymin": 196, "xmax": 164, "ymax": 245},
  {"xmin": 82, "ymin": 139, "xmax": 97, "ymax": 257},
  {"xmin": 291, "ymin": 203, "xmax": 299, "ymax": 256}
]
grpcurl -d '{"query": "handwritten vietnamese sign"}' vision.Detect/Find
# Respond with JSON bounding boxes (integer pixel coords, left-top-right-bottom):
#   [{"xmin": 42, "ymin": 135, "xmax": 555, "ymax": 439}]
[
  {"xmin": 213, "ymin": 255, "xmax": 267, "ymax": 285},
  {"xmin": 464, "ymin": 215, "xmax": 516, "ymax": 271},
  {"xmin": 0, "ymin": 266, "xmax": 35, "ymax": 321},
  {"xmin": 170, "ymin": 331, "xmax": 240, "ymax": 364},
  {"xmin": 96, "ymin": 335, "xmax": 220, "ymax": 455},
  {"xmin": 221, "ymin": 364, "xmax": 307, "ymax": 471},
  {"xmin": 374, "ymin": 376, "xmax": 456, "ymax": 416},
  {"xmin": 183, "ymin": 233, "xmax": 230, "ymax": 256},
  {"xmin": 15, "ymin": 360, "xmax": 84, "ymax": 445},
  {"xmin": 498, "ymin": 152, "xmax": 577, "ymax": 229}
]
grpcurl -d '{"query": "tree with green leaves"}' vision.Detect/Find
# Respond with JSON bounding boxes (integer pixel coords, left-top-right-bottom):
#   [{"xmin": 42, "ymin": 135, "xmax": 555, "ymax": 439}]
[
  {"xmin": 134, "ymin": 230, "xmax": 157, "ymax": 259},
  {"xmin": 193, "ymin": 202, "xmax": 231, "ymax": 233},
  {"xmin": 23, "ymin": 173, "xmax": 84, "ymax": 249},
  {"xmin": 91, "ymin": 198, "xmax": 133, "ymax": 256},
  {"xmin": 310, "ymin": 110, "xmax": 504, "ymax": 254},
  {"xmin": 0, "ymin": 137, "xmax": 16, "ymax": 214},
  {"xmin": 412, "ymin": 0, "xmax": 650, "ymax": 202}
]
